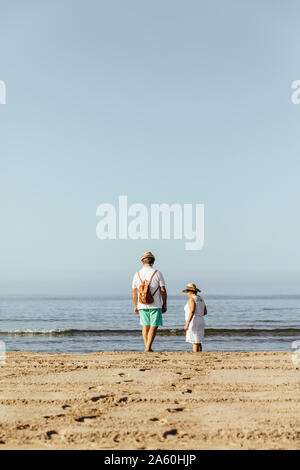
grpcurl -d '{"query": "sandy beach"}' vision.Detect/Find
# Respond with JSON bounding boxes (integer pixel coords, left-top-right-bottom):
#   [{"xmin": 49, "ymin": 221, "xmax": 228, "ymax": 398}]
[{"xmin": 0, "ymin": 350, "xmax": 299, "ymax": 449}]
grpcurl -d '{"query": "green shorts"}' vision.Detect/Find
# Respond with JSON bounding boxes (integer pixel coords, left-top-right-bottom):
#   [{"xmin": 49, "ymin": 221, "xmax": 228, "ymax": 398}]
[{"xmin": 139, "ymin": 308, "xmax": 163, "ymax": 327}]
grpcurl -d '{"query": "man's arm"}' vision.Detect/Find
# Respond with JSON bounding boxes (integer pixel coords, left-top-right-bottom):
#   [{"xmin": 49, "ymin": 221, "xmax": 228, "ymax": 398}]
[
  {"xmin": 160, "ymin": 286, "xmax": 167, "ymax": 313},
  {"xmin": 132, "ymin": 288, "xmax": 139, "ymax": 314}
]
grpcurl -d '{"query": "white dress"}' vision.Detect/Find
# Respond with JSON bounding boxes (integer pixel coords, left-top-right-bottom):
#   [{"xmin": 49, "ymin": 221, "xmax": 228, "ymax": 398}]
[{"xmin": 184, "ymin": 295, "xmax": 206, "ymax": 344}]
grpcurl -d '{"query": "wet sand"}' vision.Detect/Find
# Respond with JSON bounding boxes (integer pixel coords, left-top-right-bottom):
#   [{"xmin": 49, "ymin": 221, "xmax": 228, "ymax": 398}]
[{"xmin": 0, "ymin": 351, "xmax": 299, "ymax": 449}]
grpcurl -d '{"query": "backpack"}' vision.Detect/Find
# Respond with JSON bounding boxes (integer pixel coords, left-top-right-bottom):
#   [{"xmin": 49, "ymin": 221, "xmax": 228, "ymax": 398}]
[{"xmin": 137, "ymin": 270, "xmax": 159, "ymax": 305}]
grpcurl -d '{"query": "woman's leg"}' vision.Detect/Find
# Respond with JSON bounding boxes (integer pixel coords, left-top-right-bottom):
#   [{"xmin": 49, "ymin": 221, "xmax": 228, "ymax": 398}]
[{"xmin": 193, "ymin": 343, "xmax": 202, "ymax": 352}]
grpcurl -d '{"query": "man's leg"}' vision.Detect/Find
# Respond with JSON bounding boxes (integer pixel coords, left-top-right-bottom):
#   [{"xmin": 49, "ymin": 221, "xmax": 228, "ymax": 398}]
[
  {"xmin": 145, "ymin": 326, "xmax": 158, "ymax": 352},
  {"xmin": 145, "ymin": 309, "xmax": 162, "ymax": 352},
  {"xmin": 142, "ymin": 325, "xmax": 150, "ymax": 348}
]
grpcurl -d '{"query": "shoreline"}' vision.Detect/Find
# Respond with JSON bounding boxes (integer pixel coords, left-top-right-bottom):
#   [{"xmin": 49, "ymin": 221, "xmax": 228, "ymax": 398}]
[{"xmin": 0, "ymin": 351, "xmax": 299, "ymax": 449}]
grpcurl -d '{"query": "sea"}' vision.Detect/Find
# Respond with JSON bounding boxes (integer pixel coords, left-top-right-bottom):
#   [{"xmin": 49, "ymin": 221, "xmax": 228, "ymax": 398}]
[{"xmin": 0, "ymin": 295, "xmax": 299, "ymax": 353}]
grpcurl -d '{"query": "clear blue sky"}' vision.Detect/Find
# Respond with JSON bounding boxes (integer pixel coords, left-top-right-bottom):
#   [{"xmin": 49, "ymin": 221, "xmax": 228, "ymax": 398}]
[{"xmin": 1, "ymin": 0, "xmax": 300, "ymax": 295}]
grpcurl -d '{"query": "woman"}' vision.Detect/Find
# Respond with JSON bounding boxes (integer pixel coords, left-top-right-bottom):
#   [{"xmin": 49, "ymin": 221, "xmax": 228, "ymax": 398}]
[{"xmin": 183, "ymin": 283, "xmax": 207, "ymax": 352}]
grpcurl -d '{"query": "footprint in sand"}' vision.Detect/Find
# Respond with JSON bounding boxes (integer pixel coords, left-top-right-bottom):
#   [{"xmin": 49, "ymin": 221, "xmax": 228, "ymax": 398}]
[
  {"xmin": 46, "ymin": 430, "xmax": 57, "ymax": 440},
  {"xmin": 91, "ymin": 396, "xmax": 101, "ymax": 402},
  {"xmin": 91, "ymin": 394, "xmax": 109, "ymax": 402},
  {"xmin": 62, "ymin": 405, "xmax": 71, "ymax": 409},
  {"xmin": 163, "ymin": 429, "xmax": 178, "ymax": 438},
  {"xmin": 167, "ymin": 407, "xmax": 184, "ymax": 413},
  {"xmin": 75, "ymin": 415, "xmax": 97, "ymax": 423},
  {"xmin": 17, "ymin": 424, "xmax": 30, "ymax": 429},
  {"xmin": 139, "ymin": 368, "xmax": 150, "ymax": 372},
  {"xmin": 149, "ymin": 417, "xmax": 159, "ymax": 421},
  {"xmin": 44, "ymin": 414, "xmax": 64, "ymax": 419},
  {"xmin": 182, "ymin": 389, "xmax": 192, "ymax": 394},
  {"xmin": 118, "ymin": 396, "xmax": 128, "ymax": 403}
]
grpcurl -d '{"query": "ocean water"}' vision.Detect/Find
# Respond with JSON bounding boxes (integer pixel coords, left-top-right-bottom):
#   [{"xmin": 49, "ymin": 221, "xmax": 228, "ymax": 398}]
[{"xmin": 0, "ymin": 295, "xmax": 299, "ymax": 353}]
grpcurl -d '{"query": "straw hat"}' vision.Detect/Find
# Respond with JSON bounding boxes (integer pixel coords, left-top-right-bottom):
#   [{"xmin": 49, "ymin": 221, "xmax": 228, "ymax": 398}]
[
  {"xmin": 182, "ymin": 283, "xmax": 201, "ymax": 293},
  {"xmin": 140, "ymin": 251, "xmax": 155, "ymax": 262}
]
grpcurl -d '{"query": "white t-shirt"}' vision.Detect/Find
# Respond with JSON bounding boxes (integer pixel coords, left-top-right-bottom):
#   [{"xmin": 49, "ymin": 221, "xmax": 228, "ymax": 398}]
[{"xmin": 132, "ymin": 266, "xmax": 165, "ymax": 310}]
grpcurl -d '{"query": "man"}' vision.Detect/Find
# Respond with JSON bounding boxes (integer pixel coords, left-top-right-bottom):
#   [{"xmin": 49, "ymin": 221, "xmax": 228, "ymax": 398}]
[{"xmin": 132, "ymin": 251, "xmax": 167, "ymax": 352}]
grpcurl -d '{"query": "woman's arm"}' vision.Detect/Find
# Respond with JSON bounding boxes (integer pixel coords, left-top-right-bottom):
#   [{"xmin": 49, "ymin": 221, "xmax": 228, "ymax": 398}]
[{"xmin": 184, "ymin": 298, "xmax": 195, "ymax": 331}]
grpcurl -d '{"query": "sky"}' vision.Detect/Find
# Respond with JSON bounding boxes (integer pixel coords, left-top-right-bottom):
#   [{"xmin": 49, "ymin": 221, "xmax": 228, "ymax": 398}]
[{"xmin": 0, "ymin": 0, "xmax": 300, "ymax": 295}]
